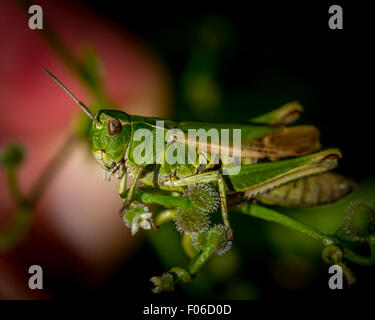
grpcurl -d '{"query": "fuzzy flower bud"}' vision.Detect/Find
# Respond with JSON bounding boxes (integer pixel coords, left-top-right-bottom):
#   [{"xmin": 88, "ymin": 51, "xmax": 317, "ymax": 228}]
[
  {"xmin": 338, "ymin": 200, "xmax": 375, "ymax": 242},
  {"xmin": 150, "ymin": 272, "xmax": 175, "ymax": 293},
  {"xmin": 183, "ymin": 183, "xmax": 220, "ymax": 213},
  {"xmin": 193, "ymin": 224, "xmax": 232, "ymax": 255},
  {"xmin": 174, "ymin": 208, "xmax": 210, "ymax": 235}
]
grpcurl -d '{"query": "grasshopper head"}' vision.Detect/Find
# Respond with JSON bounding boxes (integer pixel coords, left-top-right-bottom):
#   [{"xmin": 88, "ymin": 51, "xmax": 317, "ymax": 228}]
[
  {"xmin": 43, "ymin": 69, "xmax": 132, "ymax": 172},
  {"xmin": 90, "ymin": 110, "xmax": 132, "ymax": 170}
]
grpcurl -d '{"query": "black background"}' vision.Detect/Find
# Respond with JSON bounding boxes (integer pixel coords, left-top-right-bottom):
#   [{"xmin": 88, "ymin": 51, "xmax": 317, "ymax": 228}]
[{"xmin": 80, "ymin": 1, "xmax": 373, "ymax": 179}]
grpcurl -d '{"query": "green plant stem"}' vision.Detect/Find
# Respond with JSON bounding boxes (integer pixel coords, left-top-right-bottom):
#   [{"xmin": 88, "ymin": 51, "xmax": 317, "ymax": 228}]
[
  {"xmin": 338, "ymin": 235, "xmax": 375, "ymax": 266},
  {"xmin": 1, "ymin": 136, "xmax": 76, "ymax": 252},
  {"xmin": 239, "ymin": 203, "xmax": 375, "ymax": 266},
  {"xmin": 2, "ymin": 2, "xmax": 117, "ymax": 251},
  {"xmin": 1, "ymin": 168, "xmax": 31, "ymax": 251},
  {"xmin": 29, "ymin": 134, "xmax": 77, "ymax": 204},
  {"xmin": 0, "ymin": 205, "xmax": 32, "ymax": 251},
  {"xmin": 239, "ymin": 203, "xmax": 335, "ymax": 246},
  {"xmin": 155, "ymin": 209, "xmax": 178, "ymax": 226},
  {"xmin": 189, "ymin": 244, "xmax": 215, "ymax": 275},
  {"xmin": 6, "ymin": 168, "xmax": 25, "ymax": 206}
]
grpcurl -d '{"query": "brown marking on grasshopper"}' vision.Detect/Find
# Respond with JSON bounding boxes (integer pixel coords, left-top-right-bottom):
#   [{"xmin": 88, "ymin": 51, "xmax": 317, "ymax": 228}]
[
  {"xmin": 321, "ymin": 153, "xmax": 342, "ymax": 161},
  {"xmin": 247, "ymin": 125, "xmax": 321, "ymax": 160}
]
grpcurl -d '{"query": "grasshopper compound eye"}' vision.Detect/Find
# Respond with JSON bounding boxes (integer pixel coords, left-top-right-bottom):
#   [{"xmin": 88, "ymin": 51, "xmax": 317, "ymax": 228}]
[{"xmin": 107, "ymin": 118, "xmax": 122, "ymax": 136}]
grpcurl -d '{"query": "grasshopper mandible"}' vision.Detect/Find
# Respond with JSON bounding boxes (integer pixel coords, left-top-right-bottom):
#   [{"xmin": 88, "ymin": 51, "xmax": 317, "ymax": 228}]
[{"xmin": 44, "ymin": 69, "xmax": 353, "ymax": 242}]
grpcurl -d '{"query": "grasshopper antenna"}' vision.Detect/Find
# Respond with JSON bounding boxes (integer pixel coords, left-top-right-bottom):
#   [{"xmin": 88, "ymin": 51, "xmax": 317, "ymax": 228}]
[{"xmin": 43, "ymin": 68, "xmax": 101, "ymax": 125}]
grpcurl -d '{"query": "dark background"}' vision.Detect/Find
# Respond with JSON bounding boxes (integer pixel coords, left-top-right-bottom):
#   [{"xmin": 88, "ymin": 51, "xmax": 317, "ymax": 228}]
[
  {"xmin": 40, "ymin": 1, "xmax": 371, "ymax": 300},
  {"xmin": 81, "ymin": 1, "xmax": 372, "ymax": 179}
]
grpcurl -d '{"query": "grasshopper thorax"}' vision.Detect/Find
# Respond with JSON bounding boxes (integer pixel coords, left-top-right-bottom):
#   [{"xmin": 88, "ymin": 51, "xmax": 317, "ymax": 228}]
[{"xmin": 90, "ymin": 110, "xmax": 132, "ymax": 171}]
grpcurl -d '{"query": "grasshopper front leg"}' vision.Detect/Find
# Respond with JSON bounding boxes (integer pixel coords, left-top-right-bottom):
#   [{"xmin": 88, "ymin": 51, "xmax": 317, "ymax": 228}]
[
  {"xmin": 117, "ymin": 163, "xmax": 128, "ymax": 196},
  {"xmin": 163, "ymin": 170, "xmax": 232, "ymax": 239},
  {"xmin": 119, "ymin": 166, "xmax": 143, "ymax": 217}
]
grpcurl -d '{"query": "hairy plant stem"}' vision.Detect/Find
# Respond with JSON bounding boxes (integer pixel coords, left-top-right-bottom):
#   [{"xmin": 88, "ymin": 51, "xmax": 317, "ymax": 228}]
[
  {"xmin": 239, "ymin": 203, "xmax": 375, "ymax": 265},
  {"xmin": 240, "ymin": 203, "xmax": 335, "ymax": 245},
  {"xmin": 0, "ymin": 135, "xmax": 77, "ymax": 251},
  {"xmin": 338, "ymin": 235, "xmax": 375, "ymax": 266},
  {"xmin": 6, "ymin": 168, "xmax": 25, "ymax": 206}
]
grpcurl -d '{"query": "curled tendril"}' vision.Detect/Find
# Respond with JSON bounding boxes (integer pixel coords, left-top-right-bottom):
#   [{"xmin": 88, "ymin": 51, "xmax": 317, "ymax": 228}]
[{"xmin": 322, "ymin": 245, "xmax": 343, "ymax": 264}]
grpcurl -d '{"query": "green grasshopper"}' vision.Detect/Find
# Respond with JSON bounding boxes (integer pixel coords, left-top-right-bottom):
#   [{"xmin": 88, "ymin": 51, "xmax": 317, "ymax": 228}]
[{"xmin": 44, "ymin": 69, "xmax": 353, "ymax": 290}]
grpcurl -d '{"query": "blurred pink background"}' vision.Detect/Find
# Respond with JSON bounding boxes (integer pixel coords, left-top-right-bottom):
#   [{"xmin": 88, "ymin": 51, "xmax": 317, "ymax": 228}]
[{"xmin": 0, "ymin": 0, "xmax": 171, "ymax": 299}]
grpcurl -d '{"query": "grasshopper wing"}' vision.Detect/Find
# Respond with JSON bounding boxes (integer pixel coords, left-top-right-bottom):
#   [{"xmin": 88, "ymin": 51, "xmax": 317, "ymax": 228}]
[{"xmin": 174, "ymin": 121, "xmax": 321, "ymax": 161}]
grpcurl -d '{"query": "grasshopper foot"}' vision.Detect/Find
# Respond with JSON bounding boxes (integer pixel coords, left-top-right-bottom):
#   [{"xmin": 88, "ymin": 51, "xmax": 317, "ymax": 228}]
[
  {"xmin": 227, "ymin": 227, "xmax": 233, "ymax": 241},
  {"xmin": 119, "ymin": 202, "xmax": 129, "ymax": 217}
]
